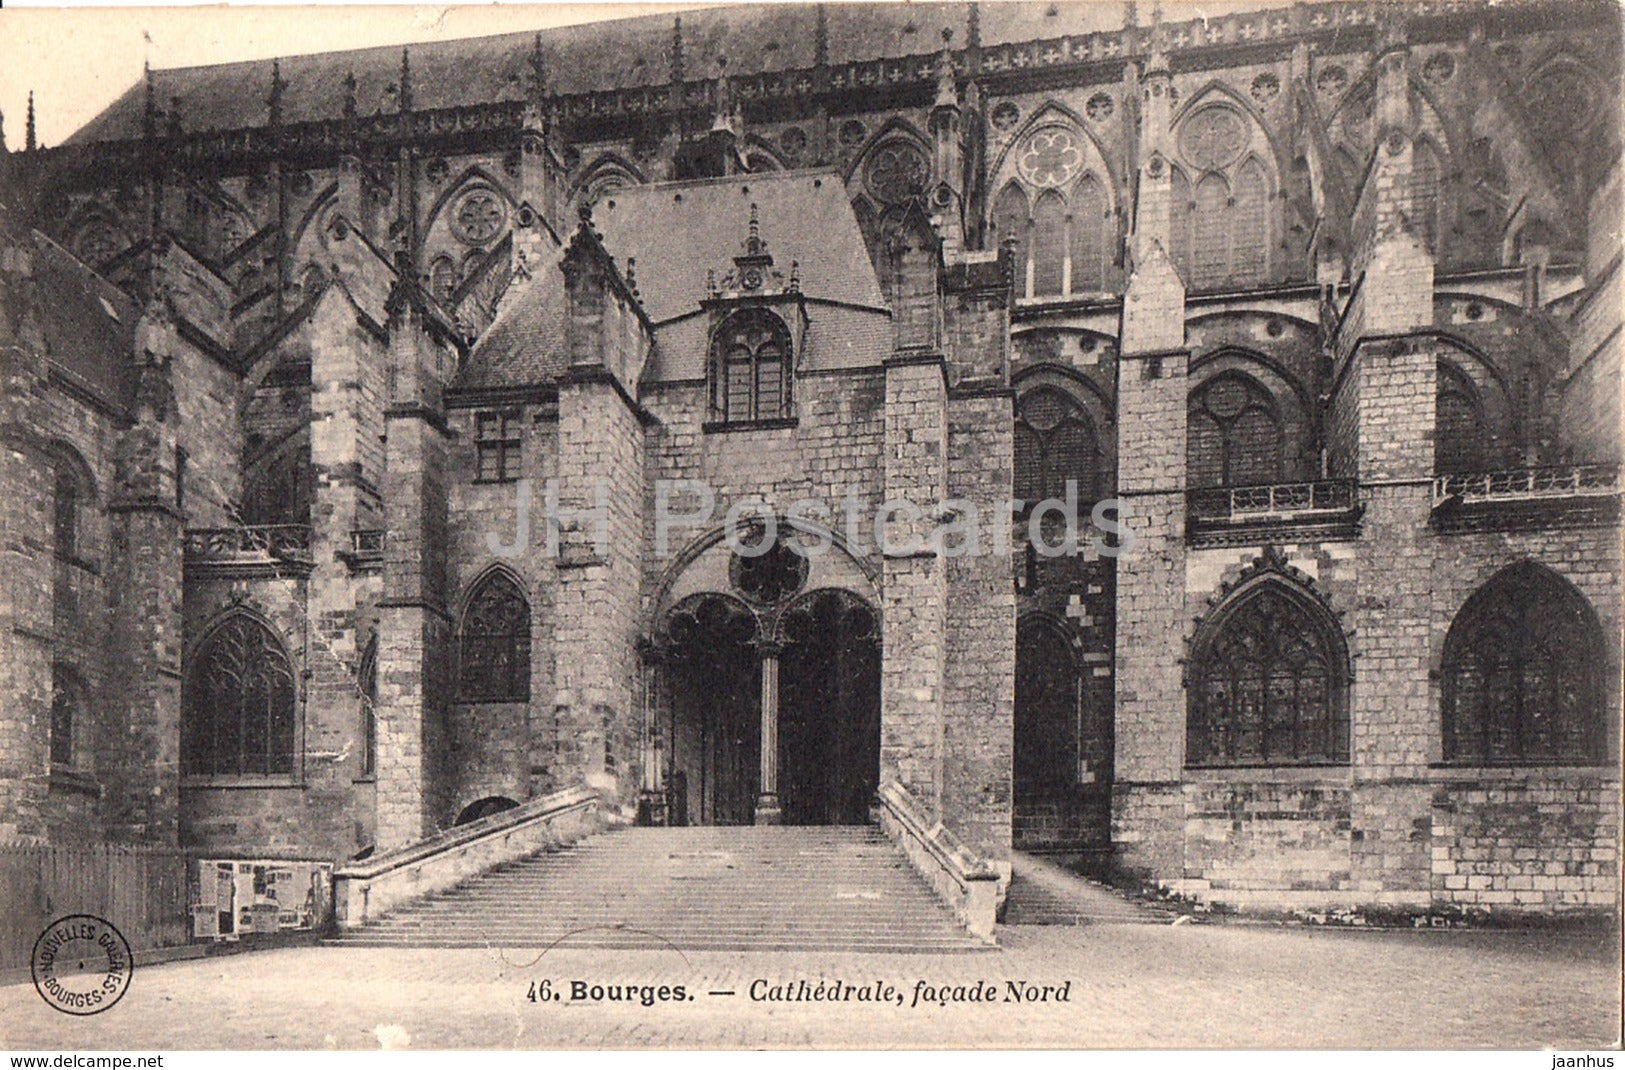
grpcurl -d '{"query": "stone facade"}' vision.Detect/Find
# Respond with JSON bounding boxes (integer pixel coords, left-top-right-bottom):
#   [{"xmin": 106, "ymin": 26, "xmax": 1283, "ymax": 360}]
[{"xmin": 0, "ymin": 0, "xmax": 1619, "ymax": 918}]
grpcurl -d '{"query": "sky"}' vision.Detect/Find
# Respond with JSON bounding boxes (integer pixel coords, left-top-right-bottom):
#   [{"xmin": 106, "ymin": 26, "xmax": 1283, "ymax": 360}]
[{"xmin": 0, "ymin": 3, "xmax": 714, "ymax": 148}]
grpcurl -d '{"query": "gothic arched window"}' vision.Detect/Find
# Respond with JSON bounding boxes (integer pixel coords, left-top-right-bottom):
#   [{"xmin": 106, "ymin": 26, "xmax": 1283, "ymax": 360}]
[
  {"xmin": 1014, "ymin": 387, "xmax": 1099, "ymax": 503},
  {"xmin": 709, "ymin": 308, "xmax": 792, "ymax": 425},
  {"xmin": 991, "ymin": 183, "xmax": 1031, "ymax": 290},
  {"xmin": 183, "ymin": 615, "xmax": 298, "ymax": 777},
  {"xmin": 1069, "ymin": 173, "xmax": 1110, "ymax": 294},
  {"xmin": 358, "ymin": 635, "xmax": 378, "ymax": 777},
  {"xmin": 53, "ymin": 460, "xmax": 80, "ymax": 562},
  {"xmin": 1170, "ymin": 103, "xmax": 1274, "ymax": 290},
  {"xmin": 458, "ymin": 572, "xmax": 531, "ymax": 702},
  {"xmin": 1435, "ymin": 361, "xmax": 1493, "ymax": 474},
  {"xmin": 1188, "ymin": 582, "xmax": 1350, "ymax": 766},
  {"xmin": 1442, "ymin": 563, "xmax": 1608, "ymax": 765},
  {"xmin": 1188, "ymin": 373, "xmax": 1282, "ymax": 488},
  {"xmin": 51, "ymin": 663, "xmax": 82, "ymax": 768},
  {"xmin": 990, "ymin": 128, "xmax": 1115, "ymax": 299},
  {"xmin": 429, "ymin": 256, "xmax": 458, "ymax": 303}
]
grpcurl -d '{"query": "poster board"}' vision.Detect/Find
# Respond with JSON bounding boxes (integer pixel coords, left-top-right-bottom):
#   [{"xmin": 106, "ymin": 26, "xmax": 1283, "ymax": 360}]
[{"xmin": 191, "ymin": 859, "xmax": 333, "ymax": 941}]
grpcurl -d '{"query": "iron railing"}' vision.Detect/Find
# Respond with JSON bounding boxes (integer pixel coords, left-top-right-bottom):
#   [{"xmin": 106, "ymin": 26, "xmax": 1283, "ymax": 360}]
[
  {"xmin": 1431, "ymin": 465, "xmax": 1621, "ymax": 507},
  {"xmin": 1187, "ymin": 479, "xmax": 1358, "ymax": 523}
]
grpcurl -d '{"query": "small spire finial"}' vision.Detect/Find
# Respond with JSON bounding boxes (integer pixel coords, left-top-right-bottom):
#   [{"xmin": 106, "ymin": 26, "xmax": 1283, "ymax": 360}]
[
  {"xmin": 25, "ymin": 91, "xmax": 37, "ymax": 153},
  {"xmin": 625, "ymin": 256, "xmax": 640, "ymax": 299},
  {"xmin": 747, "ymin": 202, "xmax": 761, "ymax": 253},
  {"xmin": 527, "ymin": 33, "xmax": 548, "ymax": 104},
  {"xmin": 815, "ymin": 4, "xmax": 830, "ymax": 67},
  {"xmin": 788, "ymin": 260, "xmax": 801, "ymax": 293},
  {"xmin": 343, "ymin": 70, "xmax": 358, "ymax": 123},
  {"xmin": 671, "ymin": 15, "xmax": 685, "ymax": 83},
  {"xmin": 266, "ymin": 59, "xmax": 286, "ymax": 127},
  {"xmin": 398, "ymin": 48, "xmax": 413, "ymax": 113}
]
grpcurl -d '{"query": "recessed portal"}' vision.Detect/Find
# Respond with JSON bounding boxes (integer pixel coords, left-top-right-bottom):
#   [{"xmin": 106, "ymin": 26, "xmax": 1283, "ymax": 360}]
[
  {"xmin": 665, "ymin": 594, "xmax": 762, "ymax": 826},
  {"xmin": 778, "ymin": 589, "xmax": 882, "ymax": 826}
]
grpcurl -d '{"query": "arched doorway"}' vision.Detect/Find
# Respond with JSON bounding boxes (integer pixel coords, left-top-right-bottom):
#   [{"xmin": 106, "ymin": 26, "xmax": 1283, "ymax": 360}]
[
  {"xmin": 1013, "ymin": 616, "xmax": 1084, "ymax": 848},
  {"xmin": 778, "ymin": 589, "xmax": 882, "ymax": 825},
  {"xmin": 664, "ymin": 593, "xmax": 761, "ymax": 826},
  {"xmin": 455, "ymin": 796, "xmax": 519, "ymax": 825}
]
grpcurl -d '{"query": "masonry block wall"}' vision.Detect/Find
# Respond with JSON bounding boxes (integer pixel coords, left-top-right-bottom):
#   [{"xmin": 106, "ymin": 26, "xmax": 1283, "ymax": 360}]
[
  {"xmin": 944, "ymin": 390, "xmax": 1015, "ymax": 859},
  {"xmin": 880, "ymin": 357, "xmax": 949, "ymax": 812},
  {"xmin": 1110, "ymin": 246, "xmax": 1189, "ymax": 878},
  {"xmin": 552, "ymin": 374, "xmax": 645, "ymax": 809}
]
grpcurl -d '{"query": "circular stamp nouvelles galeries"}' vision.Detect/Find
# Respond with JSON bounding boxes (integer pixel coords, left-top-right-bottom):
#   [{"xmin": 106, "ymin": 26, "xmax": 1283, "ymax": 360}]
[{"xmin": 30, "ymin": 914, "xmax": 134, "ymax": 1015}]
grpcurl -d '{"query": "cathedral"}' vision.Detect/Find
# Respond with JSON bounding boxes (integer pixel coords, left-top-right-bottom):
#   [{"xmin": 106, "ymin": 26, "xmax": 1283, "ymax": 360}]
[{"xmin": 0, "ymin": 0, "xmax": 1619, "ymax": 920}]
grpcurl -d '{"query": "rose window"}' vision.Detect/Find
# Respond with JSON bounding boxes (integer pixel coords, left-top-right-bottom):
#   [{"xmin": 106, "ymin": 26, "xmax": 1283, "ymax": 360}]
[
  {"xmin": 729, "ymin": 527, "xmax": 809, "ymax": 605},
  {"xmin": 1016, "ymin": 127, "xmax": 1084, "ymax": 188},
  {"xmin": 864, "ymin": 143, "xmax": 927, "ymax": 205},
  {"xmin": 451, "ymin": 190, "xmax": 508, "ymax": 244},
  {"xmin": 1180, "ymin": 106, "xmax": 1247, "ymax": 172}
]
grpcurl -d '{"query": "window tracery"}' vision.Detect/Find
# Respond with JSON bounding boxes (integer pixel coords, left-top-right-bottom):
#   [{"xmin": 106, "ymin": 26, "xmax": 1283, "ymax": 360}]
[
  {"xmin": 709, "ymin": 308, "xmax": 792, "ymax": 424},
  {"xmin": 182, "ymin": 615, "xmax": 298, "ymax": 777},
  {"xmin": 458, "ymin": 572, "xmax": 531, "ymax": 703},
  {"xmin": 1442, "ymin": 564, "xmax": 1607, "ymax": 765}
]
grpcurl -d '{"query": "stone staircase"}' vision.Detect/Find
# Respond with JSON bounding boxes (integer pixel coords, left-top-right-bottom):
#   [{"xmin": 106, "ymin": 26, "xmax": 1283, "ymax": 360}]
[
  {"xmin": 1001, "ymin": 851, "xmax": 1175, "ymax": 926},
  {"xmin": 332, "ymin": 825, "xmax": 989, "ymax": 952}
]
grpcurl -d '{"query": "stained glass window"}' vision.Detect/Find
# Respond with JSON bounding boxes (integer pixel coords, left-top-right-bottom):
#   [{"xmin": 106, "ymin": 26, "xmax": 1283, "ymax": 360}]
[
  {"xmin": 1069, "ymin": 174, "xmax": 1109, "ymax": 294},
  {"xmin": 1435, "ymin": 362, "xmax": 1493, "ymax": 474},
  {"xmin": 710, "ymin": 309, "xmax": 792, "ymax": 424},
  {"xmin": 183, "ymin": 615, "xmax": 298, "ymax": 776},
  {"xmin": 1187, "ymin": 374, "xmax": 1282, "ymax": 488},
  {"xmin": 1015, "ymin": 387, "xmax": 1099, "ymax": 503},
  {"xmin": 1442, "ymin": 563, "xmax": 1607, "ymax": 765},
  {"xmin": 458, "ymin": 572, "xmax": 531, "ymax": 702},
  {"xmin": 1188, "ymin": 584, "xmax": 1349, "ymax": 766}
]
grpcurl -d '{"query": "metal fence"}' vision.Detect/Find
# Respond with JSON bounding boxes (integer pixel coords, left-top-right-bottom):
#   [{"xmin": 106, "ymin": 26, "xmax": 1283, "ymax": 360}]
[{"xmin": 0, "ymin": 842, "xmax": 192, "ymax": 973}]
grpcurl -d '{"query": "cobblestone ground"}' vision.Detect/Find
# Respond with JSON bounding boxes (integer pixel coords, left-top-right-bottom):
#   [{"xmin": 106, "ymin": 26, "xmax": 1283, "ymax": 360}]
[{"xmin": 0, "ymin": 924, "xmax": 1617, "ymax": 1050}]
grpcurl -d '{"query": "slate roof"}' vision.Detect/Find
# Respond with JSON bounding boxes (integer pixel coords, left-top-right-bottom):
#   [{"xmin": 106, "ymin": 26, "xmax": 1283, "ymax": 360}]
[
  {"xmin": 452, "ymin": 254, "xmax": 569, "ymax": 392},
  {"xmin": 28, "ymin": 231, "xmax": 140, "ymax": 413},
  {"xmin": 592, "ymin": 170, "xmax": 886, "ymax": 324},
  {"xmin": 453, "ymin": 168, "xmax": 887, "ymax": 390},
  {"xmin": 65, "ymin": 2, "xmax": 1135, "ymax": 144}
]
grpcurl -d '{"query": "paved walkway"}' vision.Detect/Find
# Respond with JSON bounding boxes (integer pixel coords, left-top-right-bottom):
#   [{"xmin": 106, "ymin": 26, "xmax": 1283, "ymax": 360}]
[{"xmin": 0, "ymin": 923, "xmax": 1616, "ymax": 1049}]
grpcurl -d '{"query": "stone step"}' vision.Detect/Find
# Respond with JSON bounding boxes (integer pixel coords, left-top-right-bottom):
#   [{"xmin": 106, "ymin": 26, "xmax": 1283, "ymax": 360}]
[{"xmin": 335, "ymin": 824, "xmax": 983, "ymax": 952}]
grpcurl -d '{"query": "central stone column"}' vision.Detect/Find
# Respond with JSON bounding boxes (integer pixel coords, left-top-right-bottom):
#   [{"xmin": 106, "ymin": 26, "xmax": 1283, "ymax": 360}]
[{"xmin": 755, "ymin": 641, "xmax": 783, "ymax": 824}]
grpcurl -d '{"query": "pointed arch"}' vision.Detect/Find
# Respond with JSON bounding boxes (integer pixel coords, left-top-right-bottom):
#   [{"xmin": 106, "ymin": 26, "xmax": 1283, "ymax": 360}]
[
  {"xmin": 1014, "ymin": 383, "xmax": 1101, "ymax": 503},
  {"xmin": 570, "ymin": 152, "xmax": 647, "ymax": 201},
  {"xmin": 1232, "ymin": 157, "xmax": 1271, "ymax": 284},
  {"xmin": 1442, "ymin": 562, "xmax": 1609, "ymax": 765},
  {"xmin": 1031, "ymin": 189, "xmax": 1067, "ymax": 296},
  {"xmin": 987, "ymin": 100, "xmax": 1114, "ymax": 205},
  {"xmin": 357, "ymin": 633, "xmax": 378, "ymax": 778},
  {"xmin": 424, "ymin": 165, "xmax": 518, "ymax": 235},
  {"xmin": 428, "ymin": 254, "xmax": 458, "ymax": 303},
  {"xmin": 1436, "ymin": 359, "xmax": 1495, "ymax": 474},
  {"xmin": 1188, "ymin": 370, "xmax": 1282, "ymax": 488},
  {"xmin": 992, "ymin": 181, "xmax": 1031, "ymax": 296},
  {"xmin": 1191, "ymin": 172, "xmax": 1231, "ymax": 290},
  {"xmin": 183, "ymin": 610, "xmax": 299, "ymax": 777},
  {"xmin": 741, "ymin": 135, "xmax": 788, "ymax": 173},
  {"xmin": 457, "ymin": 567, "xmax": 531, "ymax": 702},
  {"xmin": 1169, "ymin": 165, "xmax": 1194, "ymax": 282},
  {"xmin": 1015, "ymin": 612, "xmax": 1082, "ymax": 800},
  {"xmin": 844, "ymin": 116, "xmax": 932, "ymax": 180},
  {"xmin": 1069, "ymin": 172, "xmax": 1110, "ymax": 294},
  {"xmin": 1187, "ymin": 570, "xmax": 1351, "ymax": 767}
]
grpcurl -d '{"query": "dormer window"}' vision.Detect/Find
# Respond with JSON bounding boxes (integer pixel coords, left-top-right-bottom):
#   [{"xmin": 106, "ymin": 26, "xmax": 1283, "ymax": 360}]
[{"xmin": 709, "ymin": 308, "xmax": 792, "ymax": 425}]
